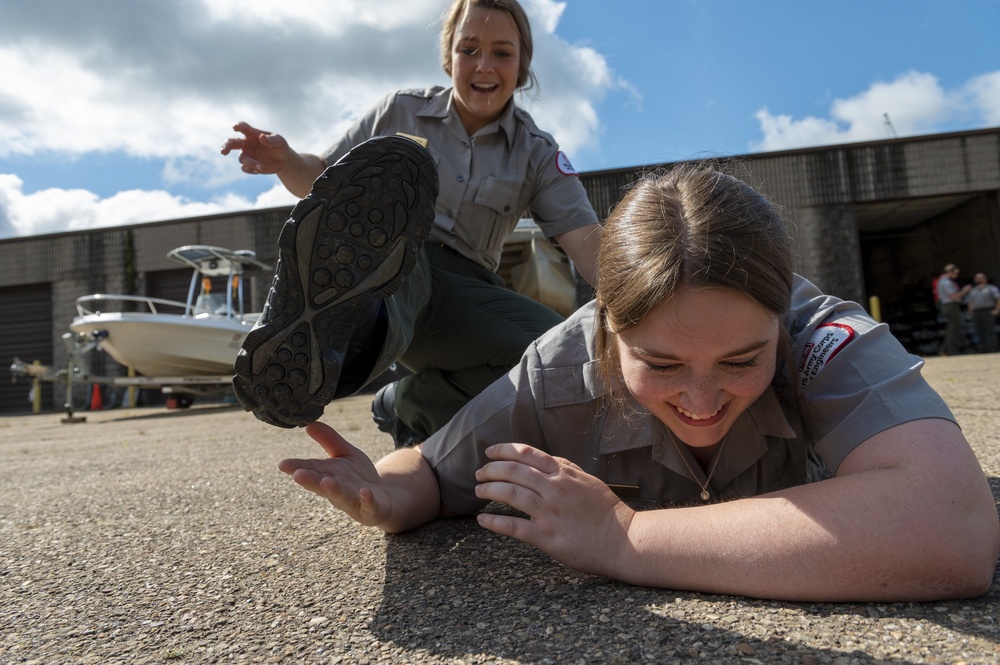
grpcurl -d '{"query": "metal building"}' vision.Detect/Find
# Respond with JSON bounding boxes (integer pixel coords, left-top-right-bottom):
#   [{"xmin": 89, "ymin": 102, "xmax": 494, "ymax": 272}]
[{"xmin": 2, "ymin": 127, "xmax": 999, "ymax": 413}]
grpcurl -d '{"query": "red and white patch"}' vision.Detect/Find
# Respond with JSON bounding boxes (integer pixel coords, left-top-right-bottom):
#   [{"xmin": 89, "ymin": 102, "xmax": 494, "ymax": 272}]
[
  {"xmin": 798, "ymin": 322, "xmax": 856, "ymax": 389},
  {"xmin": 555, "ymin": 151, "xmax": 579, "ymax": 176}
]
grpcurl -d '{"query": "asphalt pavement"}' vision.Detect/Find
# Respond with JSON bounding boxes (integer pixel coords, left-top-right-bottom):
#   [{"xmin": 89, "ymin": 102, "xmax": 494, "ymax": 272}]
[{"xmin": 1, "ymin": 354, "xmax": 998, "ymax": 664}]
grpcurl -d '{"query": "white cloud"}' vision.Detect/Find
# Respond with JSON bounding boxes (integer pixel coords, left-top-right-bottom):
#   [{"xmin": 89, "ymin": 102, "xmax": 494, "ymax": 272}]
[
  {"xmin": 523, "ymin": 0, "xmax": 566, "ymax": 34},
  {"xmin": 253, "ymin": 184, "xmax": 300, "ymax": 210},
  {"xmin": 516, "ymin": 7, "xmax": 638, "ymax": 160},
  {"xmin": 0, "ymin": 0, "xmax": 623, "ymax": 238},
  {"xmin": 0, "ymin": 6, "xmax": 441, "ymax": 161},
  {"xmin": 0, "ymin": 0, "xmax": 614, "ymax": 162},
  {"xmin": 0, "ymin": 173, "xmax": 294, "ymax": 237},
  {"xmin": 201, "ymin": 0, "xmax": 447, "ymax": 35},
  {"xmin": 751, "ymin": 70, "xmax": 1000, "ymax": 152},
  {"xmin": 965, "ymin": 71, "xmax": 1000, "ymax": 125}
]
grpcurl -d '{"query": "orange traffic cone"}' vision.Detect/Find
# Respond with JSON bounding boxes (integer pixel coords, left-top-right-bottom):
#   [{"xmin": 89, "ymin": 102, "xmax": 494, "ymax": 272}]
[{"xmin": 90, "ymin": 383, "xmax": 103, "ymax": 411}]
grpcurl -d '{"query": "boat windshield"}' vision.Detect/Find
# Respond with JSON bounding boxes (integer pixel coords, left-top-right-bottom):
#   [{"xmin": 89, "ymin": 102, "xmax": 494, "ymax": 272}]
[{"xmin": 170, "ymin": 246, "xmax": 271, "ymax": 319}]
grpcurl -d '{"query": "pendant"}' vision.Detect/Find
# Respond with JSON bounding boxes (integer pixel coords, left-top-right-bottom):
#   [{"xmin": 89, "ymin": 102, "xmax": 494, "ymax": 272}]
[{"xmin": 700, "ymin": 490, "xmax": 710, "ymax": 501}]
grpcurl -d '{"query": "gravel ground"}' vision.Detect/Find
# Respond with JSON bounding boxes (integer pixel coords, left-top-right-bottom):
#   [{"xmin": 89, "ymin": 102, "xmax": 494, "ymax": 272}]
[{"xmin": 1, "ymin": 355, "xmax": 998, "ymax": 664}]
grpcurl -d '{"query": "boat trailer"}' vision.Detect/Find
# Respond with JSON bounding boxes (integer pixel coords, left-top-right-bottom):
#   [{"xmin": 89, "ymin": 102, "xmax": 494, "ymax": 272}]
[{"xmin": 10, "ymin": 331, "xmax": 234, "ymax": 422}]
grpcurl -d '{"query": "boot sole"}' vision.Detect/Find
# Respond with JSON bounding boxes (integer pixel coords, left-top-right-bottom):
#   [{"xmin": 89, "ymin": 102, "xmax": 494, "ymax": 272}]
[{"xmin": 233, "ymin": 136, "xmax": 438, "ymax": 428}]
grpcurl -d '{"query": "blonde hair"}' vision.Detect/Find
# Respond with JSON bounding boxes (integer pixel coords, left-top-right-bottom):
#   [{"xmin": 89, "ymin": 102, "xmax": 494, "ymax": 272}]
[
  {"xmin": 595, "ymin": 164, "xmax": 794, "ymax": 405},
  {"xmin": 440, "ymin": 0, "xmax": 536, "ymax": 91}
]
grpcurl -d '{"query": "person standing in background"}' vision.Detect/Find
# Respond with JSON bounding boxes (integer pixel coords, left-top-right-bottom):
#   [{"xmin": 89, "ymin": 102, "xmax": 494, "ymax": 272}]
[
  {"xmin": 966, "ymin": 272, "xmax": 1000, "ymax": 353},
  {"xmin": 935, "ymin": 264, "xmax": 971, "ymax": 355}
]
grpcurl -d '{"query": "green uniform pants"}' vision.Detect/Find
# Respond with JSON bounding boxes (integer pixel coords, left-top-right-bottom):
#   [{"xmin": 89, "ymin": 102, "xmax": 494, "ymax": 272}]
[
  {"xmin": 363, "ymin": 242, "xmax": 565, "ymax": 438},
  {"xmin": 971, "ymin": 308, "xmax": 999, "ymax": 353},
  {"xmin": 940, "ymin": 302, "xmax": 964, "ymax": 355}
]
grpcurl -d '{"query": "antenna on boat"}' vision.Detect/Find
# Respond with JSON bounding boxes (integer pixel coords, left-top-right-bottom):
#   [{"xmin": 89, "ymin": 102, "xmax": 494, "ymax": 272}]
[{"xmin": 883, "ymin": 113, "xmax": 898, "ymax": 139}]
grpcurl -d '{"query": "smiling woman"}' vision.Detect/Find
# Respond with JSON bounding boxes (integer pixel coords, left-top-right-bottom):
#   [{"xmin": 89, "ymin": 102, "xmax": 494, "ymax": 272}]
[
  {"xmin": 221, "ymin": 0, "xmax": 603, "ymax": 440},
  {"xmin": 278, "ymin": 163, "xmax": 1000, "ymax": 603},
  {"xmin": 442, "ymin": 0, "xmax": 529, "ymax": 135},
  {"xmin": 614, "ymin": 287, "xmax": 780, "ymax": 457}
]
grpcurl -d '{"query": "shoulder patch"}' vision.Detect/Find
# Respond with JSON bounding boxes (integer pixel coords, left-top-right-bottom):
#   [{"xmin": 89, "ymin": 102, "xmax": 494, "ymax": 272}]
[
  {"xmin": 555, "ymin": 151, "xmax": 579, "ymax": 176},
  {"xmin": 798, "ymin": 322, "xmax": 856, "ymax": 390}
]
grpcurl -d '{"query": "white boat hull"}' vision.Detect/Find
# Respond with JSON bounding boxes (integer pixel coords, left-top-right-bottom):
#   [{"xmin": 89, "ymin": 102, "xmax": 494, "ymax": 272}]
[{"xmin": 69, "ymin": 313, "xmax": 256, "ymax": 378}]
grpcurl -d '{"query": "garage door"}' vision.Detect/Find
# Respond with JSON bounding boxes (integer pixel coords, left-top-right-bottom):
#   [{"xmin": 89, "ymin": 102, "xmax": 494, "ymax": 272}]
[{"xmin": 0, "ymin": 283, "xmax": 53, "ymax": 414}]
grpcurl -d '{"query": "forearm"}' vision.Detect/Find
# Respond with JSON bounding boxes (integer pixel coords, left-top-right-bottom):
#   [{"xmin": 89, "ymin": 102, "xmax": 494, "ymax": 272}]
[
  {"xmin": 277, "ymin": 152, "xmax": 329, "ymax": 198},
  {"xmin": 374, "ymin": 447, "xmax": 446, "ymax": 533},
  {"xmin": 614, "ymin": 469, "xmax": 997, "ymax": 601},
  {"xmin": 555, "ymin": 224, "xmax": 602, "ymax": 287}
]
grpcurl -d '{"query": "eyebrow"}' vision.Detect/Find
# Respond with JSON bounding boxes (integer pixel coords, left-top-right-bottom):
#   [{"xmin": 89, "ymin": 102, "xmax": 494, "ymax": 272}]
[
  {"xmin": 630, "ymin": 339, "xmax": 771, "ymax": 361},
  {"xmin": 456, "ymin": 36, "xmax": 517, "ymax": 47}
]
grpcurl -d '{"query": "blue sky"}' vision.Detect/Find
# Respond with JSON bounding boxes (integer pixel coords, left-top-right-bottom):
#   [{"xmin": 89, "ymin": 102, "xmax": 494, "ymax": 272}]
[{"xmin": 0, "ymin": 0, "xmax": 997, "ymax": 238}]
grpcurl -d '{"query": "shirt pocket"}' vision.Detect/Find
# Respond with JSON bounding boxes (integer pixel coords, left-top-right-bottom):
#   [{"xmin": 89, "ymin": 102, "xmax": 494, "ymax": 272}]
[
  {"xmin": 470, "ymin": 176, "xmax": 523, "ymax": 251},
  {"xmin": 537, "ymin": 362, "xmax": 611, "ymax": 461}
]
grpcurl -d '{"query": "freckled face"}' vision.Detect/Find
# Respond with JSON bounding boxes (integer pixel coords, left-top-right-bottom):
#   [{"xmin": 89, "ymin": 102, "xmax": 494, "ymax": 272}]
[
  {"xmin": 450, "ymin": 6, "xmax": 520, "ymax": 136},
  {"xmin": 615, "ymin": 286, "xmax": 780, "ymax": 450}
]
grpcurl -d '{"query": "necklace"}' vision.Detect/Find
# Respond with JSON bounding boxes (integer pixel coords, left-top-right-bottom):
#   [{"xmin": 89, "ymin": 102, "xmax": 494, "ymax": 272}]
[{"xmin": 667, "ymin": 431, "xmax": 728, "ymax": 501}]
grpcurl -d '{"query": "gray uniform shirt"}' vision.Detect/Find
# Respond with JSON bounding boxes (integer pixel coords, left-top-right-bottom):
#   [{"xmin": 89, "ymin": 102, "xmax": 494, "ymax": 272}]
[
  {"xmin": 421, "ymin": 276, "xmax": 957, "ymax": 513},
  {"xmin": 321, "ymin": 87, "xmax": 599, "ymax": 272},
  {"xmin": 937, "ymin": 274, "xmax": 961, "ymax": 304},
  {"xmin": 966, "ymin": 284, "xmax": 999, "ymax": 310}
]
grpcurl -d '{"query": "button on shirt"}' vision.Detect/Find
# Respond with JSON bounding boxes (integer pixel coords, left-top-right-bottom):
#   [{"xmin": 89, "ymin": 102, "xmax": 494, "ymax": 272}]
[
  {"xmin": 420, "ymin": 275, "xmax": 957, "ymax": 513},
  {"xmin": 321, "ymin": 87, "xmax": 599, "ymax": 272}
]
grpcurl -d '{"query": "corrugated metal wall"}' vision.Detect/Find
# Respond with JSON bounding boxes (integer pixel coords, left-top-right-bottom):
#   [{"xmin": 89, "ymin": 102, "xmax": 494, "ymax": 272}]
[
  {"xmin": 0, "ymin": 208, "xmax": 291, "ymax": 413},
  {"xmin": 1, "ymin": 128, "xmax": 999, "ymax": 413}
]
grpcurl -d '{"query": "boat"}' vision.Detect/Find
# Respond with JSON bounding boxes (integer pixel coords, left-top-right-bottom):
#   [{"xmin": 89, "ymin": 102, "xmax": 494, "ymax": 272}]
[
  {"xmin": 12, "ymin": 232, "xmax": 577, "ymax": 415},
  {"xmin": 68, "ymin": 245, "xmax": 271, "ymax": 379}
]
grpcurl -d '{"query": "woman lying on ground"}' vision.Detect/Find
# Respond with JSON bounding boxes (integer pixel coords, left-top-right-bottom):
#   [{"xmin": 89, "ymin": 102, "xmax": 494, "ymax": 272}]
[{"xmin": 279, "ymin": 164, "xmax": 1000, "ymax": 602}]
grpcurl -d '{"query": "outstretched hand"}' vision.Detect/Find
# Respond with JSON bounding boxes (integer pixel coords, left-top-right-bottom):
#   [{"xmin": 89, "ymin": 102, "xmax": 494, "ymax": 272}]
[
  {"xmin": 474, "ymin": 443, "xmax": 635, "ymax": 578},
  {"xmin": 278, "ymin": 422, "xmax": 394, "ymax": 528},
  {"xmin": 220, "ymin": 121, "xmax": 292, "ymax": 175}
]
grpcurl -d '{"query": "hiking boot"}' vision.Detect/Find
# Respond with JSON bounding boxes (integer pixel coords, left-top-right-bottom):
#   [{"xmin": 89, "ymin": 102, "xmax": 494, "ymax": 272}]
[
  {"xmin": 371, "ymin": 381, "xmax": 423, "ymax": 448},
  {"xmin": 233, "ymin": 135, "xmax": 438, "ymax": 428}
]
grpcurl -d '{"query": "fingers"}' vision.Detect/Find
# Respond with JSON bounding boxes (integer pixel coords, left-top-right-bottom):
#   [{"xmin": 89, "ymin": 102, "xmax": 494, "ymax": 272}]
[
  {"xmin": 231, "ymin": 121, "xmax": 275, "ymax": 149},
  {"xmin": 228, "ymin": 143, "xmax": 265, "ymax": 174},
  {"xmin": 220, "ymin": 121, "xmax": 270, "ymax": 165},
  {"xmin": 232, "ymin": 120, "xmax": 265, "ymax": 137},
  {"xmin": 278, "ymin": 454, "xmax": 386, "ymax": 526},
  {"xmin": 291, "ymin": 468, "xmax": 375, "ymax": 520},
  {"xmin": 219, "ymin": 137, "xmax": 243, "ymax": 155},
  {"xmin": 483, "ymin": 443, "xmax": 561, "ymax": 474},
  {"xmin": 475, "ymin": 446, "xmax": 555, "ymax": 515},
  {"xmin": 476, "ymin": 443, "xmax": 579, "ymax": 492},
  {"xmin": 276, "ymin": 422, "xmax": 361, "ymax": 476},
  {"xmin": 221, "ymin": 121, "xmax": 255, "ymax": 155},
  {"xmin": 241, "ymin": 160, "xmax": 264, "ymax": 175},
  {"xmin": 477, "ymin": 511, "xmax": 537, "ymax": 543},
  {"xmin": 475, "ymin": 443, "xmax": 597, "ymax": 523},
  {"xmin": 287, "ymin": 466, "xmax": 335, "ymax": 493},
  {"xmin": 273, "ymin": 422, "xmax": 391, "ymax": 527},
  {"xmin": 306, "ymin": 421, "xmax": 357, "ymax": 458},
  {"xmin": 273, "ymin": 464, "xmax": 349, "ymax": 501}
]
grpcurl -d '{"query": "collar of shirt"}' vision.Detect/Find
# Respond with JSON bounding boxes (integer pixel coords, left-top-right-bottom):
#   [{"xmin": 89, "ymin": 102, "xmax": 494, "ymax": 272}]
[
  {"xmin": 416, "ymin": 87, "xmax": 518, "ymax": 149},
  {"xmin": 598, "ymin": 386, "xmax": 797, "ymax": 489}
]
